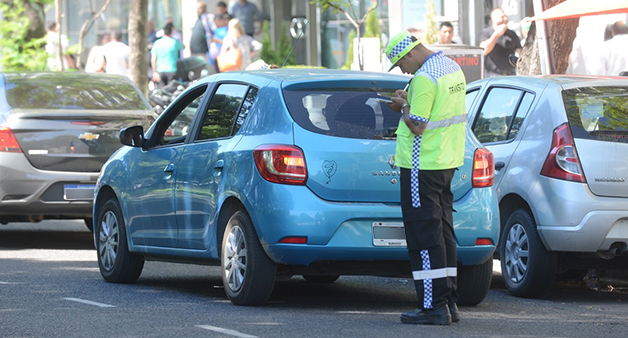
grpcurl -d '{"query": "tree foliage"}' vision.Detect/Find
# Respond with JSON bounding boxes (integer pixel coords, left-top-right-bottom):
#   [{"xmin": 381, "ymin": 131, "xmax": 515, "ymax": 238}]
[
  {"xmin": 260, "ymin": 20, "xmax": 296, "ymax": 67},
  {"xmin": 422, "ymin": 0, "xmax": 438, "ymax": 44},
  {"xmin": 0, "ymin": 1, "xmax": 49, "ymax": 71}
]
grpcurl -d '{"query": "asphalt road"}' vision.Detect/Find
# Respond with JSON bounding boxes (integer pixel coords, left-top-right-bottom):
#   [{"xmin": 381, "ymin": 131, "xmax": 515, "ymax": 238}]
[{"xmin": 1, "ymin": 220, "xmax": 628, "ymax": 338}]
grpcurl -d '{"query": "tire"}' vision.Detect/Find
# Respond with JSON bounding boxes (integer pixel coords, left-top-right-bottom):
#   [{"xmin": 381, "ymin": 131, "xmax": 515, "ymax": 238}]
[
  {"xmin": 457, "ymin": 258, "xmax": 493, "ymax": 306},
  {"xmin": 500, "ymin": 209, "xmax": 556, "ymax": 298},
  {"xmin": 221, "ymin": 210, "xmax": 277, "ymax": 305},
  {"xmin": 302, "ymin": 275, "xmax": 340, "ymax": 283},
  {"xmin": 84, "ymin": 218, "xmax": 94, "ymax": 232},
  {"xmin": 96, "ymin": 198, "xmax": 144, "ymax": 283}
]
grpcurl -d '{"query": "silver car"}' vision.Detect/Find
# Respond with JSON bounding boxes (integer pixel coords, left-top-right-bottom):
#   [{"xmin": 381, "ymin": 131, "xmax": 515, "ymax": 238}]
[
  {"xmin": 0, "ymin": 72, "xmax": 155, "ymax": 230},
  {"xmin": 466, "ymin": 75, "xmax": 628, "ymax": 298}
]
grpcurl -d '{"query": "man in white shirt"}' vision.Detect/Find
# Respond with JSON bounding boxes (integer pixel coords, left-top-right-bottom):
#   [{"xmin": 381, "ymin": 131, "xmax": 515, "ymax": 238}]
[
  {"xmin": 97, "ymin": 31, "xmax": 130, "ymax": 77},
  {"xmin": 599, "ymin": 21, "xmax": 628, "ymax": 76}
]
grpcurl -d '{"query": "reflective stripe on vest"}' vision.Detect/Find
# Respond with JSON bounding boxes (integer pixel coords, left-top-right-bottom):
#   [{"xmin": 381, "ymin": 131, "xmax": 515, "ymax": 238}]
[{"xmin": 426, "ymin": 113, "xmax": 467, "ymax": 130}]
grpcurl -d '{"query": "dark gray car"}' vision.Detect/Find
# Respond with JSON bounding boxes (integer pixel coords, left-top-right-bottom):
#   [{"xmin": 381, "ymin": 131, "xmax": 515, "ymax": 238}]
[{"xmin": 0, "ymin": 72, "xmax": 155, "ymax": 230}]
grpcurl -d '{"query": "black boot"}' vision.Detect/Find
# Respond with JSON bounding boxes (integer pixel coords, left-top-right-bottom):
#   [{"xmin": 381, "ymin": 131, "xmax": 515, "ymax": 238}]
[
  {"xmin": 400, "ymin": 304, "xmax": 452, "ymax": 325},
  {"xmin": 449, "ymin": 303, "xmax": 460, "ymax": 323}
]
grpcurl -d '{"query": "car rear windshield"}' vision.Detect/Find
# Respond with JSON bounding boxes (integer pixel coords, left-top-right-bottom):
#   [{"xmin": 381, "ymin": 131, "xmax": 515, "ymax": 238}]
[
  {"xmin": 4, "ymin": 74, "xmax": 149, "ymax": 110},
  {"xmin": 283, "ymin": 88, "xmax": 403, "ymax": 140},
  {"xmin": 562, "ymin": 86, "xmax": 628, "ymax": 143}
]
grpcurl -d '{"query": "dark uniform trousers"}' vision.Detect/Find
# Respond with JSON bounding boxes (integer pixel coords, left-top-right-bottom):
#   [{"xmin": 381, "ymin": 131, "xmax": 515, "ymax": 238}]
[{"xmin": 400, "ymin": 167, "xmax": 457, "ymax": 310}]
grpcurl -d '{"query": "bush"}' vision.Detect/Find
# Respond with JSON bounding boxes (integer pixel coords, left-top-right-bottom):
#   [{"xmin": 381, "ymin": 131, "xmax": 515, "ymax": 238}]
[{"xmin": 0, "ymin": 1, "xmax": 48, "ymax": 71}]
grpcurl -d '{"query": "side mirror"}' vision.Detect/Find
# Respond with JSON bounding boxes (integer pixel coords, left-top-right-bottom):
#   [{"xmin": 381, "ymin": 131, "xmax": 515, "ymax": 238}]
[{"xmin": 119, "ymin": 126, "xmax": 145, "ymax": 147}]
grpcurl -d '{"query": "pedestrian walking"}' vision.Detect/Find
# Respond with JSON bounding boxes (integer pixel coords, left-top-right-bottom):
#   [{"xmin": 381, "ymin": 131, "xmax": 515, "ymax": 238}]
[
  {"xmin": 151, "ymin": 23, "xmax": 184, "ymax": 86},
  {"xmin": 384, "ymin": 30, "xmax": 467, "ymax": 326},
  {"xmin": 228, "ymin": 0, "xmax": 262, "ymax": 37},
  {"xmin": 97, "ymin": 31, "xmax": 130, "ymax": 77},
  {"xmin": 218, "ymin": 18, "xmax": 262, "ymax": 71}
]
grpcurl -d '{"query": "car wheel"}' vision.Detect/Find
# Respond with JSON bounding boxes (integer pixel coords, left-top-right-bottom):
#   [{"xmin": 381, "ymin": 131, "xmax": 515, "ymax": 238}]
[
  {"xmin": 500, "ymin": 209, "xmax": 556, "ymax": 298},
  {"xmin": 84, "ymin": 218, "xmax": 94, "ymax": 232},
  {"xmin": 221, "ymin": 210, "xmax": 277, "ymax": 305},
  {"xmin": 302, "ymin": 275, "xmax": 340, "ymax": 283},
  {"xmin": 457, "ymin": 258, "xmax": 492, "ymax": 306},
  {"xmin": 96, "ymin": 198, "xmax": 144, "ymax": 283}
]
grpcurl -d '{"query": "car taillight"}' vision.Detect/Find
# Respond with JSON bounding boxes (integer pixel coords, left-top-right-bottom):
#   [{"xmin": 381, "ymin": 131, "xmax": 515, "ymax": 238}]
[
  {"xmin": 540, "ymin": 123, "xmax": 586, "ymax": 183},
  {"xmin": 472, "ymin": 148, "xmax": 494, "ymax": 188},
  {"xmin": 253, "ymin": 145, "xmax": 307, "ymax": 185},
  {"xmin": 0, "ymin": 127, "xmax": 22, "ymax": 153}
]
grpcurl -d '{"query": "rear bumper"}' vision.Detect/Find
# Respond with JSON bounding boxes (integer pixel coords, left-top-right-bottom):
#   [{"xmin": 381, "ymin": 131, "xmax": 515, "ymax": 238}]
[
  {"xmin": 248, "ymin": 182, "xmax": 499, "ymax": 267},
  {"xmin": 0, "ymin": 153, "xmax": 98, "ymax": 220},
  {"xmin": 531, "ymin": 177, "xmax": 628, "ymax": 252}
]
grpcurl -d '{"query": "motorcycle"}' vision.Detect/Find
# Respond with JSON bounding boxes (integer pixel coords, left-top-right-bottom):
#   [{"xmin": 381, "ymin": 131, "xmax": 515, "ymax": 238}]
[{"xmin": 149, "ymin": 56, "xmax": 210, "ymax": 115}]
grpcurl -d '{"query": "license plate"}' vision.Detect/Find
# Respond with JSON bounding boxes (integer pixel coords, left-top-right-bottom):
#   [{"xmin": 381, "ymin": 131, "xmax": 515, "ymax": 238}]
[
  {"xmin": 372, "ymin": 222, "xmax": 407, "ymax": 247},
  {"xmin": 64, "ymin": 184, "xmax": 96, "ymax": 200}
]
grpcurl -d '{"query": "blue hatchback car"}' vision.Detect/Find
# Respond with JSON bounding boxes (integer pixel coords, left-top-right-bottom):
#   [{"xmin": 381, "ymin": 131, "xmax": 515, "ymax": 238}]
[{"xmin": 94, "ymin": 69, "xmax": 499, "ymax": 306}]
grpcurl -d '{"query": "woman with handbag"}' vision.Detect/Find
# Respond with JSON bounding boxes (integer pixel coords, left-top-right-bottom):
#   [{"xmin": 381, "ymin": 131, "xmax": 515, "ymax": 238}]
[{"xmin": 218, "ymin": 18, "xmax": 262, "ymax": 72}]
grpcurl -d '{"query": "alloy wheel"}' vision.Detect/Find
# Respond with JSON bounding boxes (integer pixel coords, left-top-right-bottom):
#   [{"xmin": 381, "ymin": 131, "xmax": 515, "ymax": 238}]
[
  {"xmin": 223, "ymin": 224, "xmax": 247, "ymax": 292},
  {"xmin": 504, "ymin": 223, "xmax": 529, "ymax": 283},
  {"xmin": 99, "ymin": 210, "xmax": 119, "ymax": 271}
]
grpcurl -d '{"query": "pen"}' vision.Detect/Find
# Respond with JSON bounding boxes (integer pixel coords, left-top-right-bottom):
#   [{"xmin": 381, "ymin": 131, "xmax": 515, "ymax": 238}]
[{"xmin": 400, "ymin": 82, "xmax": 410, "ymax": 96}]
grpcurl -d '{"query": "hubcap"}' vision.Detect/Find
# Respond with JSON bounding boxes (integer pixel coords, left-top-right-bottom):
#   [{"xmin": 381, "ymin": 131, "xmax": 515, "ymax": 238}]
[
  {"xmin": 504, "ymin": 223, "xmax": 529, "ymax": 283},
  {"xmin": 98, "ymin": 210, "xmax": 119, "ymax": 271},
  {"xmin": 223, "ymin": 225, "xmax": 247, "ymax": 292}
]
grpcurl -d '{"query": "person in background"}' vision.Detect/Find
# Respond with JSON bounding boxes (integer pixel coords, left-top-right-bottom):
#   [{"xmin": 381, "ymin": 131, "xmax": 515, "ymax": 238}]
[
  {"xmin": 45, "ymin": 22, "xmax": 75, "ymax": 71},
  {"xmin": 220, "ymin": 18, "xmax": 262, "ymax": 71},
  {"xmin": 97, "ymin": 31, "xmax": 130, "ymax": 77},
  {"xmin": 519, "ymin": 17, "xmax": 532, "ymax": 47},
  {"xmin": 384, "ymin": 30, "xmax": 466, "ymax": 326},
  {"xmin": 437, "ymin": 22, "xmax": 455, "ymax": 44},
  {"xmin": 228, "ymin": 0, "xmax": 262, "ymax": 37},
  {"xmin": 151, "ymin": 23, "xmax": 184, "ymax": 86},
  {"xmin": 599, "ymin": 20, "xmax": 628, "ymax": 76},
  {"xmin": 479, "ymin": 7, "xmax": 521, "ymax": 77},
  {"xmin": 84, "ymin": 33, "xmax": 110, "ymax": 73},
  {"xmin": 209, "ymin": 13, "xmax": 231, "ymax": 73},
  {"xmin": 216, "ymin": 1, "xmax": 229, "ymax": 18},
  {"xmin": 190, "ymin": 1, "xmax": 212, "ymax": 61}
]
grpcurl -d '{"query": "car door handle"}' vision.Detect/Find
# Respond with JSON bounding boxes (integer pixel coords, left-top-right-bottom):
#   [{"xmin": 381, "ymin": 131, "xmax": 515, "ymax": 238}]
[
  {"xmin": 164, "ymin": 163, "xmax": 175, "ymax": 173},
  {"xmin": 495, "ymin": 161, "xmax": 505, "ymax": 171},
  {"xmin": 214, "ymin": 159, "xmax": 225, "ymax": 170}
]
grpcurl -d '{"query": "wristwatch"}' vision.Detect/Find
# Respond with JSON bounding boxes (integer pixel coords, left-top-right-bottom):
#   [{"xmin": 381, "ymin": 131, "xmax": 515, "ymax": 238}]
[{"xmin": 400, "ymin": 103, "xmax": 409, "ymax": 113}]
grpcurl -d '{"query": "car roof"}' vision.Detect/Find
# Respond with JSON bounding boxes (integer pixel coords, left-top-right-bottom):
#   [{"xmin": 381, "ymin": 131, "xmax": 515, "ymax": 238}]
[
  {"xmin": 199, "ymin": 68, "xmax": 412, "ymax": 88},
  {"xmin": 469, "ymin": 74, "xmax": 628, "ymax": 91}
]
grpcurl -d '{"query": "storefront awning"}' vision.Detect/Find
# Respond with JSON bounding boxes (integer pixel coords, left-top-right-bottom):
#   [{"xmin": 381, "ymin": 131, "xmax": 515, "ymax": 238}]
[{"xmin": 530, "ymin": 0, "xmax": 628, "ymax": 21}]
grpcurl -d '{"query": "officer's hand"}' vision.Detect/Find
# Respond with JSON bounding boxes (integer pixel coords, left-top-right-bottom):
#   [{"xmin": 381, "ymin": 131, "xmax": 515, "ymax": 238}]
[
  {"xmin": 395, "ymin": 89, "xmax": 408, "ymax": 99},
  {"xmin": 388, "ymin": 96, "xmax": 406, "ymax": 113}
]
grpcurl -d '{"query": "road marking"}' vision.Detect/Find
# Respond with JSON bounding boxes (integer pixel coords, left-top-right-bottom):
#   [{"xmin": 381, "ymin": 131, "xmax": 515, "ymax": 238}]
[
  {"xmin": 63, "ymin": 298, "xmax": 116, "ymax": 308},
  {"xmin": 0, "ymin": 281, "xmax": 24, "ymax": 285},
  {"xmin": 196, "ymin": 325, "xmax": 258, "ymax": 338}
]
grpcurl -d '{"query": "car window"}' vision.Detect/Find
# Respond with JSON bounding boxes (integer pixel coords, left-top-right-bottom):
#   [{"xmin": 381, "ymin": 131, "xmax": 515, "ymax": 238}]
[
  {"xmin": 154, "ymin": 85, "xmax": 207, "ymax": 146},
  {"xmin": 196, "ymin": 83, "xmax": 248, "ymax": 141},
  {"xmin": 4, "ymin": 73, "xmax": 149, "ymax": 110},
  {"xmin": 283, "ymin": 88, "xmax": 402, "ymax": 140},
  {"xmin": 508, "ymin": 92, "xmax": 534, "ymax": 140},
  {"xmin": 562, "ymin": 86, "xmax": 628, "ymax": 143},
  {"xmin": 466, "ymin": 89, "xmax": 480, "ymax": 115},
  {"xmin": 233, "ymin": 87, "xmax": 259, "ymax": 134},
  {"xmin": 472, "ymin": 87, "xmax": 523, "ymax": 143}
]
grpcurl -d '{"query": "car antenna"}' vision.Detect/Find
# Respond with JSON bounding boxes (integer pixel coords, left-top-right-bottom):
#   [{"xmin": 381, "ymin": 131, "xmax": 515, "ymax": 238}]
[{"xmin": 281, "ymin": 18, "xmax": 309, "ymax": 68}]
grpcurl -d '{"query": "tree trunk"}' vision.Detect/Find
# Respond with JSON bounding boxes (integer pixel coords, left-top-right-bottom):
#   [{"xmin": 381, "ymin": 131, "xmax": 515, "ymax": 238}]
[
  {"xmin": 129, "ymin": 0, "xmax": 149, "ymax": 97},
  {"xmin": 55, "ymin": 0, "xmax": 63, "ymax": 71},
  {"xmin": 24, "ymin": 1, "xmax": 46, "ymax": 40},
  {"xmin": 517, "ymin": 0, "xmax": 579, "ymax": 75}
]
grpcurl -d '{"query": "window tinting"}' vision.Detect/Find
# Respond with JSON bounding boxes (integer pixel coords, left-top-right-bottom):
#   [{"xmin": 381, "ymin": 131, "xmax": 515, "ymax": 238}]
[
  {"xmin": 234, "ymin": 87, "xmax": 258, "ymax": 134},
  {"xmin": 466, "ymin": 89, "xmax": 480, "ymax": 115},
  {"xmin": 197, "ymin": 84, "xmax": 248, "ymax": 140},
  {"xmin": 563, "ymin": 86, "xmax": 628, "ymax": 143},
  {"xmin": 473, "ymin": 87, "xmax": 522, "ymax": 143},
  {"xmin": 4, "ymin": 74, "xmax": 148, "ymax": 110},
  {"xmin": 283, "ymin": 88, "xmax": 403, "ymax": 140}
]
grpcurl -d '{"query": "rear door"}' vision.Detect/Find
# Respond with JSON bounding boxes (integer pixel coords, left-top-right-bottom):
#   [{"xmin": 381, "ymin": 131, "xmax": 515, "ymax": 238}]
[
  {"xmin": 562, "ymin": 85, "xmax": 628, "ymax": 197},
  {"xmin": 468, "ymin": 86, "xmax": 535, "ymax": 188},
  {"xmin": 174, "ymin": 83, "xmax": 257, "ymax": 250}
]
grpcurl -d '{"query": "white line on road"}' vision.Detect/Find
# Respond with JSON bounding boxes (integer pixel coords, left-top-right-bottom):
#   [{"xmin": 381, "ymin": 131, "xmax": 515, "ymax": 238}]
[
  {"xmin": 63, "ymin": 297, "xmax": 116, "ymax": 308},
  {"xmin": 196, "ymin": 325, "xmax": 258, "ymax": 338}
]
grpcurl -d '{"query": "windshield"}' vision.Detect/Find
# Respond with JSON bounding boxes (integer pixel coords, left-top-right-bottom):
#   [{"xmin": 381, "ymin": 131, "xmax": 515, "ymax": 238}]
[
  {"xmin": 4, "ymin": 73, "xmax": 149, "ymax": 110},
  {"xmin": 283, "ymin": 88, "xmax": 403, "ymax": 140},
  {"xmin": 562, "ymin": 86, "xmax": 628, "ymax": 143}
]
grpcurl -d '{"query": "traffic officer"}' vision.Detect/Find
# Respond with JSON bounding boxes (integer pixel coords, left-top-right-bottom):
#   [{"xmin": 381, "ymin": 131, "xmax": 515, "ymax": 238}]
[{"xmin": 385, "ymin": 31, "xmax": 467, "ymax": 325}]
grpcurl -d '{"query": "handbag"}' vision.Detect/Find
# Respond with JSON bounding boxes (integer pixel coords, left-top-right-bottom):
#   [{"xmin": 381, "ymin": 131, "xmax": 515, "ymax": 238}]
[{"xmin": 217, "ymin": 47, "xmax": 242, "ymax": 72}]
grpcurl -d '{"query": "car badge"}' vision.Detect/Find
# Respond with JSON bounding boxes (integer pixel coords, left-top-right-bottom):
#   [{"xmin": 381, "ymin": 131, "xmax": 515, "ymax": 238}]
[
  {"xmin": 78, "ymin": 132, "xmax": 100, "ymax": 141},
  {"xmin": 388, "ymin": 155, "xmax": 397, "ymax": 169}
]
